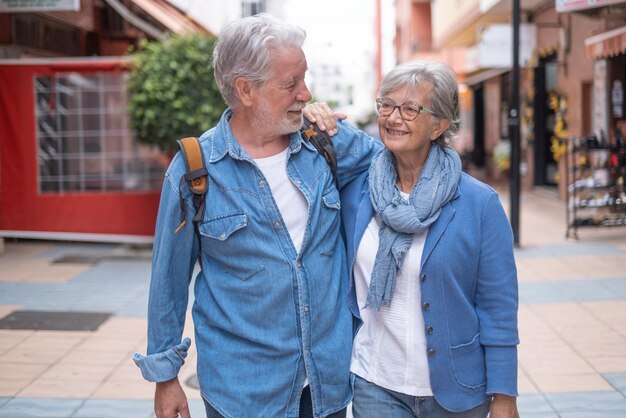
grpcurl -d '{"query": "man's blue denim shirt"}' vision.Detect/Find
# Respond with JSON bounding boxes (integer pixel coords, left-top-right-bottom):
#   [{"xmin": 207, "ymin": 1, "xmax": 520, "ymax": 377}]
[{"xmin": 134, "ymin": 109, "xmax": 382, "ymax": 418}]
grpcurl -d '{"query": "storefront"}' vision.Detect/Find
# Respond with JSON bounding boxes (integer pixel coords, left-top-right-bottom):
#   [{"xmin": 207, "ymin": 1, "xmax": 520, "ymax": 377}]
[
  {"xmin": 585, "ymin": 26, "xmax": 626, "ymax": 144},
  {"xmin": 0, "ymin": 57, "xmax": 168, "ymax": 242},
  {"xmin": 462, "ymin": 23, "xmax": 537, "ymax": 185}
]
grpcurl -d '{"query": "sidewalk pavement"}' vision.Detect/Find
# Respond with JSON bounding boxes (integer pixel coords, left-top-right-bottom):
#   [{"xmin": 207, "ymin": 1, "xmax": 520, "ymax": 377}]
[{"xmin": 0, "ymin": 188, "xmax": 625, "ymax": 417}]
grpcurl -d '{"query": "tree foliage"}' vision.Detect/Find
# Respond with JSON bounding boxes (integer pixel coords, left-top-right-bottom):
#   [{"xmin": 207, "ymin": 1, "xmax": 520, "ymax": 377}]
[{"xmin": 128, "ymin": 34, "xmax": 226, "ymax": 152}]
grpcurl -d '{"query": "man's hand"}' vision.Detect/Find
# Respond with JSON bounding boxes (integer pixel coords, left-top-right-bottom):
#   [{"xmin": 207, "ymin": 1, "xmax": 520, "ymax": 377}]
[
  {"xmin": 490, "ymin": 394, "xmax": 519, "ymax": 418},
  {"xmin": 155, "ymin": 377, "xmax": 191, "ymax": 418},
  {"xmin": 303, "ymin": 102, "xmax": 347, "ymax": 136}
]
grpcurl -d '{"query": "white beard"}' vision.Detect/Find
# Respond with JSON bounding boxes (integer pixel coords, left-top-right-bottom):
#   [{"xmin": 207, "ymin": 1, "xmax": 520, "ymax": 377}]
[{"xmin": 252, "ymin": 97, "xmax": 304, "ymax": 136}]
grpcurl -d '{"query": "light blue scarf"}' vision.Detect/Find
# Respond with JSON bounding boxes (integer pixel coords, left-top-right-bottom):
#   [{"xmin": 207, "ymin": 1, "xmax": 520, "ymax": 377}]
[{"xmin": 367, "ymin": 144, "xmax": 462, "ymax": 310}]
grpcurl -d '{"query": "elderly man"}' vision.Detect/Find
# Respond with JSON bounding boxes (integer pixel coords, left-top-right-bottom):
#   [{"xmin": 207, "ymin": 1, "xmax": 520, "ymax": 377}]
[{"xmin": 133, "ymin": 13, "xmax": 381, "ymax": 418}]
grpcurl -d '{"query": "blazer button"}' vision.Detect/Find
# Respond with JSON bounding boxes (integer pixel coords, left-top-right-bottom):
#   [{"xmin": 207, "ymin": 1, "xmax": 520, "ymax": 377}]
[
  {"xmin": 420, "ymin": 274, "xmax": 426, "ymax": 282},
  {"xmin": 426, "ymin": 326, "xmax": 433, "ymax": 335},
  {"xmin": 422, "ymin": 302, "xmax": 430, "ymax": 311},
  {"xmin": 427, "ymin": 348, "xmax": 435, "ymax": 357}
]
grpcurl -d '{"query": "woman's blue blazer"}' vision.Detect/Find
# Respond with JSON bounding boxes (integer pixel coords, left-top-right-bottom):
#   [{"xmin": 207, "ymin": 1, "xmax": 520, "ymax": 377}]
[{"xmin": 341, "ymin": 171, "xmax": 519, "ymax": 412}]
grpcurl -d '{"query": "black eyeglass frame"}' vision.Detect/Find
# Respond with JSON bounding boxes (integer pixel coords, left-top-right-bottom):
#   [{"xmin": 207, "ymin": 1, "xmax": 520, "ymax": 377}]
[{"xmin": 375, "ymin": 97, "xmax": 438, "ymax": 121}]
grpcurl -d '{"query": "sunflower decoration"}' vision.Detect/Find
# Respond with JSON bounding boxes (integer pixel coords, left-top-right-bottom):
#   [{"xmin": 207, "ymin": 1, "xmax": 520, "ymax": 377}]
[
  {"xmin": 551, "ymin": 137, "xmax": 567, "ymax": 162},
  {"xmin": 548, "ymin": 91, "xmax": 569, "ymax": 162}
]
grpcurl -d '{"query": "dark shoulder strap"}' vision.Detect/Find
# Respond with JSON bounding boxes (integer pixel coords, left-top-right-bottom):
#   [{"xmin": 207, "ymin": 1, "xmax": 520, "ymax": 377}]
[
  {"xmin": 300, "ymin": 120, "xmax": 339, "ymax": 188},
  {"xmin": 174, "ymin": 137, "xmax": 208, "ymax": 233}
]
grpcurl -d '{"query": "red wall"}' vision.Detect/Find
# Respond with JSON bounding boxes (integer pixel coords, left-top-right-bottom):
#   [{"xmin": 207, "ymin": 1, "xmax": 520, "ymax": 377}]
[{"xmin": 0, "ymin": 60, "xmax": 160, "ymax": 238}]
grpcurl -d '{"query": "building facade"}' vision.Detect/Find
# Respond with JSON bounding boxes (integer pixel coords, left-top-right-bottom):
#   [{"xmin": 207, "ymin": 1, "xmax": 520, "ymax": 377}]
[
  {"xmin": 395, "ymin": 0, "xmax": 626, "ymax": 198},
  {"xmin": 0, "ymin": 0, "xmax": 210, "ymax": 242}
]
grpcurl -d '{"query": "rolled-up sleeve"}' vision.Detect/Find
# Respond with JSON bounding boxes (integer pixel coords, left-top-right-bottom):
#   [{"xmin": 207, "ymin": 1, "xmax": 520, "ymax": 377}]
[
  {"xmin": 133, "ymin": 156, "xmax": 199, "ymax": 382},
  {"xmin": 133, "ymin": 337, "xmax": 192, "ymax": 382}
]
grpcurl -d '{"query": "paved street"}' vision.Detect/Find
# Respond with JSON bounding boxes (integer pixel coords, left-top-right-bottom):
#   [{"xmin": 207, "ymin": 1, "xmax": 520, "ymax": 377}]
[{"xmin": 0, "ymin": 188, "xmax": 625, "ymax": 417}]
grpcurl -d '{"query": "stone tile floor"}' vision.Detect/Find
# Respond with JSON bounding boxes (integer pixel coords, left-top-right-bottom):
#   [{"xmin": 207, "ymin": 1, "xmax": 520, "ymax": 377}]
[{"xmin": 0, "ymin": 189, "xmax": 625, "ymax": 417}]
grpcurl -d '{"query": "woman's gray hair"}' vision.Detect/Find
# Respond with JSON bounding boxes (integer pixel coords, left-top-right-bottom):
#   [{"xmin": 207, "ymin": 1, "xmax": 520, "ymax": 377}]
[
  {"xmin": 379, "ymin": 60, "xmax": 460, "ymax": 145},
  {"xmin": 212, "ymin": 14, "xmax": 306, "ymax": 108}
]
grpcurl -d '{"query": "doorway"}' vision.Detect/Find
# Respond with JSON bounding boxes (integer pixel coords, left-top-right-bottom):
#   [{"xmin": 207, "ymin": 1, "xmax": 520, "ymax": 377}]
[
  {"xmin": 472, "ymin": 83, "xmax": 485, "ymax": 168},
  {"xmin": 532, "ymin": 54, "xmax": 558, "ymax": 186}
]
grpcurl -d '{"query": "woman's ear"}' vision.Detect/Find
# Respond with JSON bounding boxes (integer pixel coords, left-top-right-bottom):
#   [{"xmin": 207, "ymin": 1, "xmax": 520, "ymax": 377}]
[
  {"xmin": 235, "ymin": 77, "xmax": 254, "ymax": 107},
  {"xmin": 430, "ymin": 118, "xmax": 450, "ymax": 141}
]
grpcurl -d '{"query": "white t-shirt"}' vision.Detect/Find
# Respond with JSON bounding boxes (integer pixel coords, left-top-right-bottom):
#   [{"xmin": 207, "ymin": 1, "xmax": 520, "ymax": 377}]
[
  {"xmin": 254, "ymin": 148, "xmax": 308, "ymax": 254},
  {"xmin": 351, "ymin": 199, "xmax": 433, "ymax": 396}
]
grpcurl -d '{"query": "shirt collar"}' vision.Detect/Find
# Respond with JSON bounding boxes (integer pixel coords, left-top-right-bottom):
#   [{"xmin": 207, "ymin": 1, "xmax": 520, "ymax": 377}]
[{"xmin": 204, "ymin": 108, "xmax": 306, "ymax": 163}]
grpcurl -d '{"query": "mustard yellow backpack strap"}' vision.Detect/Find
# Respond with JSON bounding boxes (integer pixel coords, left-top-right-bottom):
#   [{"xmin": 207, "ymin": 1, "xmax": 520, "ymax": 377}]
[{"xmin": 174, "ymin": 137, "xmax": 208, "ymax": 233}]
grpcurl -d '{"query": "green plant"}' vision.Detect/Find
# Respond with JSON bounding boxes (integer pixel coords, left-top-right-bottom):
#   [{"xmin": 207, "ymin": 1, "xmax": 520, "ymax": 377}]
[{"xmin": 128, "ymin": 34, "xmax": 226, "ymax": 152}]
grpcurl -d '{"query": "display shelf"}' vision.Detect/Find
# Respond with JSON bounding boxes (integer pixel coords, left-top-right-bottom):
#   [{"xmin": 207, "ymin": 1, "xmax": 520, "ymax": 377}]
[{"xmin": 565, "ymin": 136, "xmax": 626, "ymax": 238}]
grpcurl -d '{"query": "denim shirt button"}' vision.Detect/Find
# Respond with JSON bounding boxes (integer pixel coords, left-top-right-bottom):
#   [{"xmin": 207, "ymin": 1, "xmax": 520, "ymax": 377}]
[
  {"xmin": 303, "ymin": 306, "xmax": 309, "ymax": 313},
  {"xmin": 219, "ymin": 233, "xmax": 226, "ymax": 241},
  {"xmin": 273, "ymin": 221, "xmax": 281, "ymax": 228},
  {"xmin": 258, "ymin": 179, "xmax": 265, "ymax": 187},
  {"xmin": 304, "ymin": 349, "xmax": 309, "ymax": 356},
  {"xmin": 296, "ymin": 261, "xmax": 301, "ymax": 268}
]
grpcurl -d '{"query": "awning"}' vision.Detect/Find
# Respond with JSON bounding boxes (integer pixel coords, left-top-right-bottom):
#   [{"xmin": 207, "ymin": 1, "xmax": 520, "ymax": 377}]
[
  {"xmin": 103, "ymin": 0, "xmax": 210, "ymax": 41},
  {"xmin": 129, "ymin": 0, "xmax": 209, "ymax": 35},
  {"xmin": 556, "ymin": 0, "xmax": 624, "ymax": 13},
  {"xmin": 585, "ymin": 25, "xmax": 626, "ymax": 60},
  {"xmin": 463, "ymin": 67, "xmax": 510, "ymax": 87},
  {"xmin": 0, "ymin": 56, "xmax": 132, "ymax": 71}
]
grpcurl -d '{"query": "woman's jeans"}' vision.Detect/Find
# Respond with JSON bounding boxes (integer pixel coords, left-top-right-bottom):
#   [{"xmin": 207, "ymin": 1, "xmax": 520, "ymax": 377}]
[
  {"xmin": 352, "ymin": 375, "xmax": 491, "ymax": 418},
  {"xmin": 203, "ymin": 385, "xmax": 347, "ymax": 418}
]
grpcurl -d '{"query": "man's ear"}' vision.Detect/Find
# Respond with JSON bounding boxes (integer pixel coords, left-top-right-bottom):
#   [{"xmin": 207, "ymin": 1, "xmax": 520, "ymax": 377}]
[
  {"xmin": 430, "ymin": 118, "xmax": 450, "ymax": 141},
  {"xmin": 235, "ymin": 77, "xmax": 254, "ymax": 107}
]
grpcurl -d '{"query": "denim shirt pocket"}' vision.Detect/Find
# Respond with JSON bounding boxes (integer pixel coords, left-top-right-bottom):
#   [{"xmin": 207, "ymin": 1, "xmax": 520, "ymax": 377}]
[
  {"xmin": 198, "ymin": 212, "xmax": 266, "ymax": 281},
  {"xmin": 322, "ymin": 187, "xmax": 341, "ymax": 210},
  {"xmin": 319, "ymin": 188, "xmax": 341, "ymax": 257},
  {"xmin": 199, "ymin": 212, "xmax": 247, "ymax": 240}
]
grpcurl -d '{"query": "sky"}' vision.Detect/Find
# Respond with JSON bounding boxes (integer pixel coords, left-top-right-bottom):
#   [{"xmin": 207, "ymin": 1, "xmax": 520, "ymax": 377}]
[
  {"xmin": 282, "ymin": 0, "xmax": 376, "ymax": 64},
  {"xmin": 281, "ymin": 0, "xmax": 383, "ymax": 120}
]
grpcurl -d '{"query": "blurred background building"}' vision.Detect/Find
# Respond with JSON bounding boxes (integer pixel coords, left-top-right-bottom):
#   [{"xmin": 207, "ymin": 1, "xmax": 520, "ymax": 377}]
[
  {"xmin": 0, "ymin": 0, "xmax": 210, "ymax": 243},
  {"xmin": 395, "ymin": 0, "xmax": 626, "ymax": 199},
  {"xmin": 1, "ymin": 0, "xmax": 625, "ymax": 242}
]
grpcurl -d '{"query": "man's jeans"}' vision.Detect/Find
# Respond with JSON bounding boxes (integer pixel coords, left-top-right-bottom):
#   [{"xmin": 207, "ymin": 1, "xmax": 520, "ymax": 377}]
[
  {"xmin": 203, "ymin": 386, "xmax": 347, "ymax": 418},
  {"xmin": 299, "ymin": 386, "xmax": 347, "ymax": 418},
  {"xmin": 352, "ymin": 375, "xmax": 491, "ymax": 418}
]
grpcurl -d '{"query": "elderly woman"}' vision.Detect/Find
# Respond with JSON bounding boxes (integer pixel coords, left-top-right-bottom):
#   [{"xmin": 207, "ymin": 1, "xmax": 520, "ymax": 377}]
[{"xmin": 311, "ymin": 61, "xmax": 519, "ymax": 418}]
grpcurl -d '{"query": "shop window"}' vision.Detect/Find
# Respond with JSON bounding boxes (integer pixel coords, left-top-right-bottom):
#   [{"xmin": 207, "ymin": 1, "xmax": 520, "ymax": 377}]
[{"xmin": 34, "ymin": 72, "xmax": 167, "ymax": 193}]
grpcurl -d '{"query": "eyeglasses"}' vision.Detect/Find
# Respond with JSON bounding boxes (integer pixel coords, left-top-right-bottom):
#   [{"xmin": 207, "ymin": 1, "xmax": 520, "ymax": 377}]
[{"xmin": 375, "ymin": 97, "xmax": 437, "ymax": 121}]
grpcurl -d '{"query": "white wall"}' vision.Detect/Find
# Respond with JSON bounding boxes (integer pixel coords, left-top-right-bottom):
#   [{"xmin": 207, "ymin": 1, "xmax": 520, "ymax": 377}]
[
  {"xmin": 167, "ymin": 0, "xmax": 240, "ymax": 34},
  {"xmin": 167, "ymin": 0, "xmax": 288, "ymax": 34},
  {"xmin": 283, "ymin": 0, "xmax": 379, "ymax": 122},
  {"xmin": 167, "ymin": 0, "xmax": 384, "ymax": 123}
]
